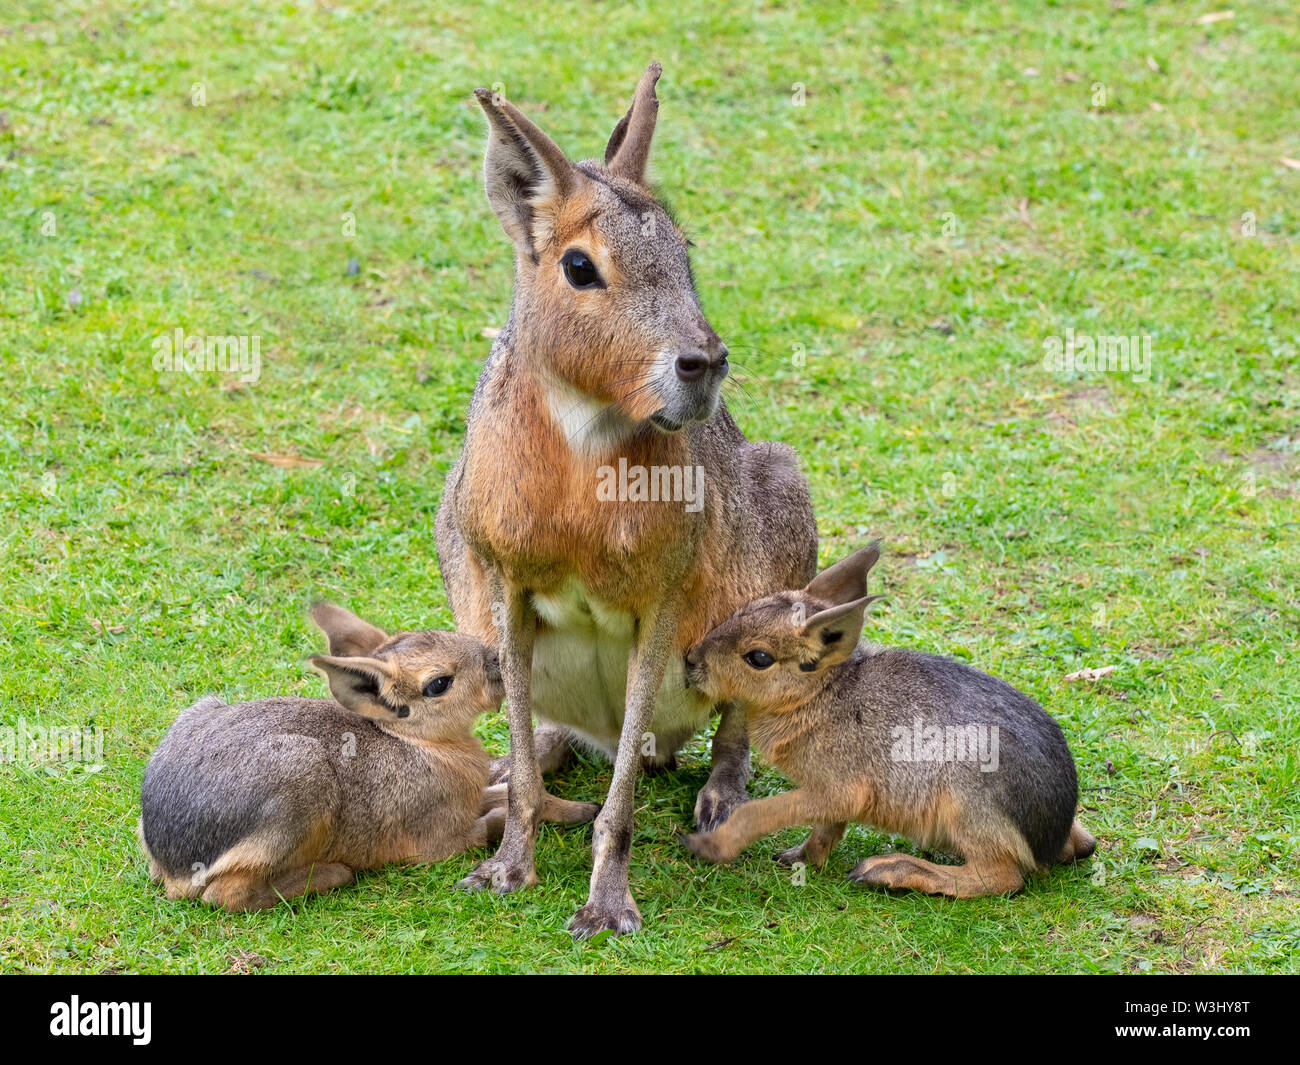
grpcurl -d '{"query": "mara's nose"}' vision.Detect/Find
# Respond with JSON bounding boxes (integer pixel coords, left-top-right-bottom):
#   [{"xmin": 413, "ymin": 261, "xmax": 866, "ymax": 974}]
[
  {"xmin": 674, "ymin": 353, "xmax": 708, "ymax": 382},
  {"xmin": 675, "ymin": 342, "xmax": 729, "ymax": 383}
]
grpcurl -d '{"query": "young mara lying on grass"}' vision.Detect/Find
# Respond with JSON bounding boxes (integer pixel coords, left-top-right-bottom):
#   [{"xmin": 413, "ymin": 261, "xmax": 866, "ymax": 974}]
[{"xmin": 139, "ymin": 604, "xmax": 597, "ymax": 912}]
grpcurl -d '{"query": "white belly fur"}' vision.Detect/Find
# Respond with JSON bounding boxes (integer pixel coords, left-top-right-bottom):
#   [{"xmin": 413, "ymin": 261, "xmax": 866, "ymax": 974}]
[{"xmin": 531, "ymin": 578, "xmax": 712, "ymax": 757}]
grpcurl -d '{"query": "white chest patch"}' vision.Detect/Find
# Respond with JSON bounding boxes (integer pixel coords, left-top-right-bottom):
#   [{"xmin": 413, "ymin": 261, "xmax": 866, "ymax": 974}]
[
  {"xmin": 531, "ymin": 579, "xmax": 711, "ymax": 757},
  {"xmin": 543, "ymin": 378, "xmax": 635, "ymax": 456}
]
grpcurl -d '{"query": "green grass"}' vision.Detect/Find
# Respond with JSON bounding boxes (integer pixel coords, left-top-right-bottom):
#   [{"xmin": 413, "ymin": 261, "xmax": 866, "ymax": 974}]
[{"xmin": 2, "ymin": 0, "xmax": 1297, "ymax": 974}]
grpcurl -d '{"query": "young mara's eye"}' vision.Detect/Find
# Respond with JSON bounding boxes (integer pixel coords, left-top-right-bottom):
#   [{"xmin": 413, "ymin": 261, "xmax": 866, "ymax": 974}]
[
  {"xmin": 561, "ymin": 248, "xmax": 602, "ymax": 289},
  {"xmin": 423, "ymin": 675, "xmax": 453, "ymax": 697},
  {"xmin": 743, "ymin": 650, "xmax": 775, "ymax": 670}
]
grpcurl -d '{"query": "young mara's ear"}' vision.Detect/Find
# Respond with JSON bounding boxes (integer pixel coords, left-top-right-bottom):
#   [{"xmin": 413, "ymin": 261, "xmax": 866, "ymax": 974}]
[
  {"xmin": 604, "ymin": 62, "xmax": 662, "ymax": 185},
  {"xmin": 798, "ymin": 595, "xmax": 884, "ymax": 666},
  {"xmin": 311, "ymin": 603, "xmax": 390, "ymax": 658},
  {"xmin": 474, "ymin": 87, "xmax": 576, "ymax": 257},
  {"xmin": 309, "ymin": 655, "xmax": 396, "ymax": 718},
  {"xmin": 804, "ymin": 541, "xmax": 882, "ymax": 606}
]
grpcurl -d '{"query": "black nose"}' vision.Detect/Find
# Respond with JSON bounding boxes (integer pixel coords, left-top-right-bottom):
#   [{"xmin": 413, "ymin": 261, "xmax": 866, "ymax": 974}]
[{"xmin": 675, "ymin": 353, "xmax": 709, "ymax": 382}]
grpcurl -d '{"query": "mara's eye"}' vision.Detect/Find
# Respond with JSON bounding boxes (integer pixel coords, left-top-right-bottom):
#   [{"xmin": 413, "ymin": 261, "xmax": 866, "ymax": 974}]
[
  {"xmin": 423, "ymin": 675, "xmax": 453, "ymax": 697},
  {"xmin": 561, "ymin": 248, "xmax": 602, "ymax": 289},
  {"xmin": 743, "ymin": 650, "xmax": 775, "ymax": 670}
]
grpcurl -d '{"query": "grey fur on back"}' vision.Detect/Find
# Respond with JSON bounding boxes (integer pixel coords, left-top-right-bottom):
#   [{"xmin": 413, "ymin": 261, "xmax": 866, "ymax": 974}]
[
  {"xmin": 833, "ymin": 646, "xmax": 1077, "ymax": 866},
  {"xmin": 140, "ymin": 696, "xmax": 438, "ymax": 878}
]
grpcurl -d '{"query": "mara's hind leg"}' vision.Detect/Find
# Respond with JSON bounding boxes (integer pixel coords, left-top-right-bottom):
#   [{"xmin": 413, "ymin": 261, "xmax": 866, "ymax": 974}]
[
  {"xmin": 775, "ymin": 823, "xmax": 847, "ymax": 868},
  {"xmin": 488, "ymin": 722, "xmax": 576, "ymax": 784},
  {"xmin": 849, "ymin": 853, "xmax": 1025, "ymax": 899},
  {"xmin": 1057, "ymin": 819, "xmax": 1097, "ymax": 863}
]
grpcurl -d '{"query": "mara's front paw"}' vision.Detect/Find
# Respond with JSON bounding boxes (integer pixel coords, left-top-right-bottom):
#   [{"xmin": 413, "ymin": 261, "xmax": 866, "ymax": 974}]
[
  {"xmin": 693, "ymin": 778, "xmax": 748, "ymax": 832},
  {"xmin": 774, "ymin": 842, "xmax": 808, "ymax": 868},
  {"xmin": 487, "ymin": 755, "xmax": 511, "ymax": 786},
  {"xmin": 678, "ymin": 830, "xmax": 733, "ymax": 864},
  {"xmin": 568, "ymin": 893, "xmax": 641, "ymax": 939},
  {"xmin": 454, "ymin": 855, "xmax": 538, "ymax": 895}
]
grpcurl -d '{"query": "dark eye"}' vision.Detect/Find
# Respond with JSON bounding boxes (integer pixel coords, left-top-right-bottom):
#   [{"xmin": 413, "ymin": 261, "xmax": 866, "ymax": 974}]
[
  {"xmin": 423, "ymin": 675, "xmax": 453, "ymax": 697},
  {"xmin": 743, "ymin": 650, "xmax": 774, "ymax": 670},
  {"xmin": 561, "ymin": 249, "xmax": 601, "ymax": 289}
]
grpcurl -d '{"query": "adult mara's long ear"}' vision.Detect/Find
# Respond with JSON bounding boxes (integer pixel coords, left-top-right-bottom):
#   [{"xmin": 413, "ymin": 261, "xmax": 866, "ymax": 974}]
[
  {"xmin": 310, "ymin": 603, "xmax": 389, "ymax": 658},
  {"xmin": 604, "ymin": 62, "xmax": 662, "ymax": 184},
  {"xmin": 309, "ymin": 655, "xmax": 397, "ymax": 719},
  {"xmin": 474, "ymin": 87, "xmax": 576, "ymax": 257},
  {"xmin": 798, "ymin": 595, "xmax": 884, "ymax": 668},
  {"xmin": 804, "ymin": 541, "xmax": 882, "ymax": 606}
]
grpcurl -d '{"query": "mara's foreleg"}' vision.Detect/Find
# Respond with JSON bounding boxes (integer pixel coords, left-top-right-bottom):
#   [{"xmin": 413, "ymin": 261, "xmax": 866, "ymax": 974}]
[
  {"xmin": 775, "ymin": 822, "xmax": 848, "ymax": 867},
  {"xmin": 568, "ymin": 596, "xmax": 680, "ymax": 939},
  {"xmin": 481, "ymin": 782, "xmax": 599, "ymax": 824},
  {"xmin": 455, "ymin": 578, "xmax": 541, "ymax": 894},
  {"xmin": 681, "ymin": 789, "xmax": 846, "ymax": 864},
  {"xmin": 694, "ymin": 700, "xmax": 751, "ymax": 830}
]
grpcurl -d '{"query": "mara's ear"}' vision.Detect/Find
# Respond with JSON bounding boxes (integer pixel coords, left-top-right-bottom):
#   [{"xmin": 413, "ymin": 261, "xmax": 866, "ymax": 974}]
[
  {"xmin": 309, "ymin": 655, "xmax": 395, "ymax": 718},
  {"xmin": 798, "ymin": 595, "xmax": 884, "ymax": 665},
  {"xmin": 604, "ymin": 62, "xmax": 662, "ymax": 184},
  {"xmin": 804, "ymin": 541, "xmax": 882, "ymax": 606},
  {"xmin": 310, "ymin": 603, "xmax": 390, "ymax": 658},
  {"xmin": 474, "ymin": 87, "xmax": 576, "ymax": 256}
]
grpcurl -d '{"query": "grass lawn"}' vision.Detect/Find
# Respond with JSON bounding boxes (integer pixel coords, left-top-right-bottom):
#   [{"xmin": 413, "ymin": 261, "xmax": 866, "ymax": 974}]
[{"xmin": 1, "ymin": 0, "xmax": 1297, "ymax": 974}]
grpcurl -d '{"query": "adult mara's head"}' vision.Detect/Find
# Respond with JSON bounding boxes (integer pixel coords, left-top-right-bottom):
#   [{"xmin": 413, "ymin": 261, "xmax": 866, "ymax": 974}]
[{"xmin": 474, "ymin": 65, "xmax": 729, "ymax": 447}]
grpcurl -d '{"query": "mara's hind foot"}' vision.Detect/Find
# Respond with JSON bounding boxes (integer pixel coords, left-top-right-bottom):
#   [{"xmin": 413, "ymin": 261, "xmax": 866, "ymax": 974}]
[
  {"xmin": 198, "ymin": 863, "xmax": 354, "ymax": 912},
  {"xmin": 568, "ymin": 890, "xmax": 642, "ymax": 939},
  {"xmin": 1057, "ymin": 819, "xmax": 1097, "ymax": 863},
  {"xmin": 198, "ymin": 872, "xmax": 281, "ymax": 912},
  {"xmin": 270, "ymin": 862, "xmax": 354, "ymax": 900},
  {"xmin": 848, "ymin": 853, "xmax": 1025, "ymax": 899}
]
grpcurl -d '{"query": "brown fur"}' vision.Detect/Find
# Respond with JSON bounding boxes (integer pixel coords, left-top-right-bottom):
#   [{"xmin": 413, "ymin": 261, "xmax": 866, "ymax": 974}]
[{"xmin": 681, "ymin": 544, "xmax": 1095, "ymax": 899}]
